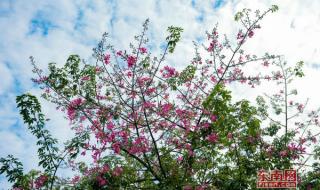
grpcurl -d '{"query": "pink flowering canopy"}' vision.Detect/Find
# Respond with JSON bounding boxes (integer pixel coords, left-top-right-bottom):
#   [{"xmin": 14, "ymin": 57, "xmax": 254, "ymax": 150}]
[{"xmin": 1, "ymin": 5, "xmax": 320, "ymax": 189}]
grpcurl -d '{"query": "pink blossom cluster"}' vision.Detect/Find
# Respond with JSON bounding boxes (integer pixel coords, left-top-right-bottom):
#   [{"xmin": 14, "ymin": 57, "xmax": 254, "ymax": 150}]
[
  {"xmin": 161, "ymin": 66, "xmax": 178, "ymax": 78},
  {"xmin": 207, "ymin": 133, "xmax": 219, "ymax": 143},
  {"xmin": 138, "ymin": 47, "xmax": 147, "ymax": 54},
  {"xmin": 67, "ymin": 98, "xmax": 84, "ymax": 120},
  {"xmin": 104, "ymin": 54, "xmax": 111, "ymax": 65},
  {"xmin": 127, "ymin": 55, "xmax": 137, "ymax": 67},
  {"xmin": 34, "ymin": 175, "xmax": 48, "ymax": 189},
  {"xmin": 129, "ymin": 136, "xmax": 150, "ymax": 154},
  {"xmin": 31, "ymin": 76, "xmax": 48, "ymax": 84}
]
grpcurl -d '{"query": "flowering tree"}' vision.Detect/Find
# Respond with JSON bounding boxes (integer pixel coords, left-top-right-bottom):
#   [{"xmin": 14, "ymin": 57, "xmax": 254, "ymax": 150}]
[{"xmin": 1, "ymin": 5, "xmax": 320, "ymax": 189}]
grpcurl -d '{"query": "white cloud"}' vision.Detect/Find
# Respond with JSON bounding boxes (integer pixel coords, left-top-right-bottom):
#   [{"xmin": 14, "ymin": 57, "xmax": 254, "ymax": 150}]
[{"xmin": 0, "ymin": 64, "xmax": 13, "ymax": 96}]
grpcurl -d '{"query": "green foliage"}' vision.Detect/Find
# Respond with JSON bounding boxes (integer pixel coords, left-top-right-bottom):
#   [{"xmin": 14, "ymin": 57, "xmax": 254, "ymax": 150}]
[
  {"xmin": 44, "ymin": 55, "xmax": 99, "ymax": 103},
  {"xmin": 264, "ymin": 123, "xmax": 281, "ymax": 136},
  {"xmin": 16, "ymin": 94, "xmax": 59, "ymax": 173},
  {"xmin": 300, "ymin": 168, "xmax": 320, "ymax": 189},
  {"xmin": 47, "ymin": 55, "xmax": 80, "ymax": 98},
  {"xmin": 0, "ymin": 157, "xmax": 47, "ymax": 190},
  {"xmin": 234, "ymin": 11, "xmax": 244, "ymax": 21},
  {"xmin": 271, "ymin": 5, "xmax": 279, "ymax": 13},
  {"xmin": 203, "ymin": 84, "xmax": 232, "ymax": 112},
  {"xmin": 0, "ymin": 155, "xmax": 23, "ymax": 185},
  {"xmin": 166, "ymin": 26, "xmax": 183, "ymax": 53},
  {"xmin": 178, "ymin": 65, "xmax": 196, "ymax": 84},
  {"xmin": 65, "ymin": 131, "xmax": 90, "ymax": 160},
  {"xmin": 197, "ymin": 85, "xmax": 269, "ymax": 188},
  {"xmin": 256, "ymin": 96, "xmax": 268, "ymax": 119},
  {"xmin": 294, "ymin": 61, "xmax": 304, "ymax": 77},
  {"xmin": 166, "ymin": 65, "xmax": 197, "ymax": 90}
]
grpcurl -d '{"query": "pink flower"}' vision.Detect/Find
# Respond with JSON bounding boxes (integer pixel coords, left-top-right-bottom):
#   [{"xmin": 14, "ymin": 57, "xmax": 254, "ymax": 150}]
[
  {"xmin": 279, "ymin": 150, "xmax": 287, "ymax": 157},
  {"xmin": 34, "ymin": 175, "xmax": 48, "ymax": 189},
  {"xmin": 146, "ymin": 87, "xmax": 156, "ymax": 95},
  {"xmin": 96, "ymin": 176, "xmax": 107, "ymax": 186},
  {"xmin": 81, "ymin": 76, "xmax": 90, "ymax": 81},
  {"xmin": 127, "ymin": 55, "xmax": 137, "ymax": 67},
  {"xmin": 139, "ymin": 47, "xmax": 147, "ymax": 54},
  {"xmin": 95, "ymin": 66, "xmax": 102, "ymax": 73},
  {"xmin": 307, "ymin": 184, "xmax": 312, "ymax": 190},
  {"xmin": 227, "ymin": 132, "xmax": 233, "ymax": 139},
  {"xmin": 102, "ymin": 164, "xmax": 110, "ymax": 173},
  {"xmin": 210, "ymin": 115, "xmax": 217, "ymax": 122},
  {"xmin": 217, "ymin": 67, "xmax": 224, "ymax": 74},
  {"xmin": 112, "ymin": 166, "xmax": 123, "ymax": 177},
  {"xmin": 31, "ymin": 76, "xmax": 48, "ymax": 84},
  {"xmin": 107, "ymin": 122, "xmax": 114, "ymax": 130},
  {"xmin": 248, "ymin": 30, "xmax": 254, "ymax": 38},
  {"xmin": 67, "ymin": 98, "xmax": 84, "ymax": 120},
  {"xmin": 196, "ymin": 186, "xmax": 206, "ymax": 190},
  {"xmin": 161, "ymin": 103, "xmax": 172, "ymax": 114},
  {"xmin": 183, "ymin": 185, "xmax": 193, "ymax": 190},
  {"xmin": 106, "ymin": 133, "xmax": 115, "ymax": 143},
  {"xmin": 262, "ymin": 61, "xmax": 269, "ymax": 67},
  {"xmin": 188, "ymin": 149, "xmax": 194, "ymax": 157},
  {"xmin": 129, "ymin": 137, "xmax": 149, "ymax": 154},
  {"xmin": 298, "ymin": 104, "xmax": 304, "ymax": 112},
  {"xmin": 126, "ymin": 71, "xmax": 132, "ymax": 78},
  {"xmin": 116, "ymin": 51, "xmax": 123, "ymax": 56},
  {"xmin": 201, "ymin": 122, "xmax": 210, "ymax": 129},
  {"xmin": 247, "ymin": 136, "xmax": 255, "ymax": 144},
  {"xmin": 71, "ymin": 176, "xmax": 80, "ymax": 184},
  {"xmin": 207, "ymin": 40, "xmax": 217, "ymax": 52},
  {"xmin": 143, "ymin": 101, "xmax": 156, "ymax": 109},
  {"xmin": 210, "ymin": 76, "xmax": 217, "ymax": 83},
  {"xmin": 67, "ymin": 108, "xmax": 76, "ymax": 121},
  {"xmin": 207, "ymin": 133, "xmax": 219, "ymax": 143},
  {"xmin": 161, "ymin": 66, "xmax": 177, "ymax": 78},
  {"xmin": 112, "ymin": 143, "xmax": 121, "ymax": 154},
  {"xmin": 288, "ymin": 143, "xmax": 298, "ymax": 151},
  {"xmin": 70, "ymin": 98, "xmax": 84, "ymax": 107},
  {"xmin": 298, "ymin": 145, "xmax": 306, "ymax": 153},
  {"xmin": 92, "ymin": 149, "xmax": 101, "ymax": 162},
  {"xmin": 137, "ymin": 76, "xmax": 151, "ymax": 86},
  {"xmin": 299, "ymin": 138, "xmax": 306, "ymax": 145},
  {"xmin": 177, "ymin": 156, "xmax": 183, "ymax": 162},
  {"xmin": 264, "ymin": 75, "xmax": 271, "ymax": 81},
  {"xmin": 104, "ymin": 54, "xmax": 111, "ymax": 65},
  {"xmin": 237, "ymin": 31, "xmax": 244, "ymax": 40}
]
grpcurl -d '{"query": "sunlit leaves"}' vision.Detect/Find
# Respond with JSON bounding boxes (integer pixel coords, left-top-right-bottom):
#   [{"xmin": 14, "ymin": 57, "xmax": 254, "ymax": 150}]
[
  {"xmin": 166, "ymin": 26, "xmax": 183, "ymax": 53},
  {"xmin": 294, "ymin": 61, "xmax": 304, "ymax": 77},
  {"xmin": 271, "ymin": 5, "xmax": 279, "ymax": 13}
]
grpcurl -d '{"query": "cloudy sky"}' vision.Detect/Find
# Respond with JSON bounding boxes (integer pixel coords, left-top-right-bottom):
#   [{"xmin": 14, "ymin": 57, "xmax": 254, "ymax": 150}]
[{"xmin": 1, "ymin": 0, "xmax": 320, "ymax": 188}]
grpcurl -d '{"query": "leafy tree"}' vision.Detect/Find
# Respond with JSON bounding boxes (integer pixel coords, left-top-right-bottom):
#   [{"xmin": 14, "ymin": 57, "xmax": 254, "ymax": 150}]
[{"xmin": 1, "ymin": 5, "xmax": 319, "ymax": 189}]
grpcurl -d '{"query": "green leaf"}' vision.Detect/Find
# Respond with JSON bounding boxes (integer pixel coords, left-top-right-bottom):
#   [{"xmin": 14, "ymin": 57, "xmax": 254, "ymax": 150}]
[
  {"xmin": 178, "ymin": 65, "xmax": 196, "ymax": 85},
  {"xmin": 234, "ymin": 12, "xmax": 243, "ymax": 21},
  {"xmin": 0, "ymin": 155, "xmax": 24, "ymax": 185},
  {"xmin": 166, "ymin": 26, "xmax": 183, "ymax": 53},
  {"xmin": 16, "ymin": 94, "xmax": 59, "ymax": 174},
  {"xmin": 271, "ymin": 5, "xmax": 279, "ymax": 13}
]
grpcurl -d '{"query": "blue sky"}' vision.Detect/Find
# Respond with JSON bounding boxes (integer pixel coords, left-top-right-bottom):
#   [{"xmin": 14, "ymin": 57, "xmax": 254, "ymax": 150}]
[{"xmin": 1, "ymin": 0, "xmax": 320, "ymax": 188}]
